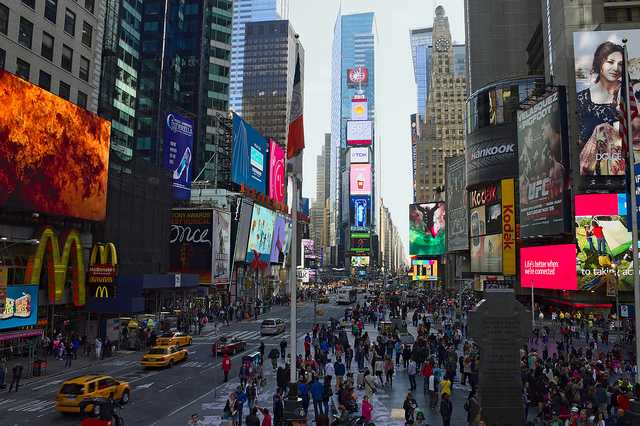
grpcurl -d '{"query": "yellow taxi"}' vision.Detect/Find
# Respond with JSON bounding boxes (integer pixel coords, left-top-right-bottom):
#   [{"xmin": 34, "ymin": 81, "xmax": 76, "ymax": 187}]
[
  {"xmin": 55, "ymin": 375, "xmax": 130, "ymax": 414},
  {"xmin": 155, "ymin": 331, "xmax": 192, "ymax": 347},
  {"xmin": 140, "ymin": 345, "xmax": 188, "ymax": 368}
]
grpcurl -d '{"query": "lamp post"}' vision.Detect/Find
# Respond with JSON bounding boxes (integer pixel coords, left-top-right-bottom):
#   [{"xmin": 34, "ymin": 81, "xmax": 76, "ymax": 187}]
[
  {"xmin": 530, "ymin": 279, "xmax": 535, "ymax": 328},
  {"xmin": 612, "ymin": 263, "xmax": 620, "ymax": 343}
]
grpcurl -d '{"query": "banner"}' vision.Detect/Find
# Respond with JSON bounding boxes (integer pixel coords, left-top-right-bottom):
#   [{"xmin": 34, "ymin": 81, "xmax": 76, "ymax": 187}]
[
  {"xmin": 445, "ymin": 156, "xmax": 468, "ymax": 251},
  {"xmin": 0, "ymin": 285, "xmax": 38, "ymax": 330},
  {"xmin": 409, "ymin": 203, "xmax": 446, "ymax": 256},
  {"xmin": 169, "ymin": 209, "xmax": 214, "ymax": 284},
  {"xmin": 520, "ymin": 245, "xmax": 577, "ymax": 290},
  {"xmin": 232, "ymin": 113, "xmax": 268, "ymax": 195},
  {"xmin": 347, "ymin": 66, "xmax": 369, "ymax": 87},
  {"xmin": 268, "ymin": 139, "xmax": 286, "ymax": 203},
  {"xmin": 501, "ymin": 179, "xmax": 516, "ymax": 275},
  {"xmin": 212, "ymin": 209, "xmax": 231, "ymax": 285},
  {"xmin": 351, "ymin": 98, "xmax": 368, "ymax": 120},
  {"xmin": 164, "ymin": 113, "xmax": 194, "ymax": 200},
  {"xmin": 346, "ymin": 121, "xmax": 373, "ymax": 146}
]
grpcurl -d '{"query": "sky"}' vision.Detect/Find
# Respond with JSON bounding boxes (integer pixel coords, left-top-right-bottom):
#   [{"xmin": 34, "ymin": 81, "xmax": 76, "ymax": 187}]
[{"xmin": 289, "ymin": 0, "xmax": 466, "ymax": 258}]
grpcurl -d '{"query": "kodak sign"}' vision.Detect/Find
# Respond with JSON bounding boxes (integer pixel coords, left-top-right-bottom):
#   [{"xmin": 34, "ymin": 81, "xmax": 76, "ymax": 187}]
[{"xmin": 501, "ymin": 178, "xmax": 516, "ymax": 276}]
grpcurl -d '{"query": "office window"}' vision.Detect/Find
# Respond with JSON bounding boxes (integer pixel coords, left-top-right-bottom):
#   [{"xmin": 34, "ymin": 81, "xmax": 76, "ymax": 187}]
[
  {"xmin": 41, "ymin": 32, "xmax": 54, "ymax": 61},
  {"xmin": 21, "ymin": 0, "xmax": 36, "ymax": 9},
  {"xmin": 18, "ymin": 17, "xmax": 34, "ymax": 49},
  {"xmin": 38, "ymin": 70, "xmax": 51, "ymax": 90},
  {"xmin": 16, "ymin": 58, "xmax": 30, "ymax": 80},
  {"xmin": 64, "ymin": 9, "xmax": 75, "ymax": 36},
  {"xmin": 59, "ymin": 81, "xmax": 70, "ymax": 100},
  {"xmin": 61, "ymin": 45, "xmax": 73, "ymax": 72},
  {"xmin": 84, "ymin": 0, "xmax": 94, "ymax": 14},
  {"xmin": 0, "ymin": 48, "xmax": 5, "ymax": 69},
  {"xmin": 79, "ymin": 56, "xmax": 89, "ymax": 81},
  {"xmin": 77, "ymin": 91, "xmax": 87, "ymax": 108},
  {"xmin": 81, "ymin": 22, "xmax": 92, "ymax": 47},
  {"xmin": 44, "ymin": 0, "xmax": 57, "ymax": 23},
  {"xmin": 0, "ymin": 4, "xmax": 8, "ymax": 35}
]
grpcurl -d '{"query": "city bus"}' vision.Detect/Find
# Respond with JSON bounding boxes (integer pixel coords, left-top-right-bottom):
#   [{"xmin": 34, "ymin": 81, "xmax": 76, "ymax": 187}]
[{"xmin": 337, "ymin": 286, "xmax": 357, "ymax": 305}]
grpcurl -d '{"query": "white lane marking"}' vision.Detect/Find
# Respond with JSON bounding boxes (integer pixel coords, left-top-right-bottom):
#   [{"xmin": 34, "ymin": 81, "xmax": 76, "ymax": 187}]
[
  {"xmin": 135, "ymin": 382, "xmax": 154, "ymax": 390},
  {"xmin": 32, "ymin": 379, "xmax": 63, "ymax": 391}
]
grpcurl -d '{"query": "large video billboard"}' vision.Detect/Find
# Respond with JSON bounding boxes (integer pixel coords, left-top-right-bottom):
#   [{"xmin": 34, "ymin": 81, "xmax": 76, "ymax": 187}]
[
  {"xmin": 575, "ymin": 193, "xmax": 633, "ymax": 291},
  {"xmin": 573, "ymin": 30, "xmax": 640, "ymax": 187},
  {"xmin": 212, "ymin": 209, "xmax": 231, "ymax": 285},
  {"xmin": 164, "ymin": 113, "xmax": 194, "ymax": 200},
  {"xmin": 470, "ymin": 234, "xmax": 502, "ymax": 273},
  {"xmin": 350, "ymin": 233, "xmax": 371, "ymax": 253},
  {"xmin": 270, "ymin": 215, "xmax": 287, "ymax": 264},
  {"xmin": 0, "ymin": 70, "xmax": 111, "ymax": 221},
  {"xmin": 518, "ymin": 89, "xmax": 569, "ymax": 238},
  {"xmin": 350, "ymin": 164, "xmax": 372, "ymax": 195},
  {"xmin": 351, "ymin": 256, "xmax": 370, "ymax": 268},
  {"xmin": 445, "ymin": 156, "xmax": 468, "ymax": 251},
  {"xmin": 350, "ymin": 195, "xmax": 371, "ymax": 229},
  {"xmin": 268, "ymin": 139, "xmax": 285, "ymax": 203},
  {"xmin": 347, "ymin": 66, "xmax": 369, "ymax": 87},
  {"xmin": 0, "ymin": 285, "xmax": 38, "ymax": 330},
  {"xmin": 409, "ymin": 203, "xmax": 446, "ymax": 256},
  {"xmin": 169, "ymin": 209, "xmax": 214, "ymax": 284},
  {"xmin": 231, "ymin": 113, "xmax": 267, "ymax": 194},
  {"xmin": 351, "ymin": 98, "xmax": 368, "ymax": 120},
  {"xmin": 246, "ymin": 204, "xmax": 276, "ymax": 263},
  {"xmin": 233, "ymin": 199, "xmax": 254, "ymax": 262},
  {"xmin": 411, "ymin": 259, "xmax": 438, "ymax": 281},
  {"xmin": 346, "ymin": 120, "xmax": 373, "ymax": 146},
  {"xmin": 350, "ymin": 147, "xmax": 370, "ymax": 164},
  {"xmin": 520, "ymin": 245, "xmax": 577, "ymax": 290}
]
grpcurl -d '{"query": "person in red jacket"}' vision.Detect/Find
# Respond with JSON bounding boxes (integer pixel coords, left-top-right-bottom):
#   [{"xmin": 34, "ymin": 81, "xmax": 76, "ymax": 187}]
[{"xmin": 222, "ymin": 353, "xmax": 232, "ymax": 382}]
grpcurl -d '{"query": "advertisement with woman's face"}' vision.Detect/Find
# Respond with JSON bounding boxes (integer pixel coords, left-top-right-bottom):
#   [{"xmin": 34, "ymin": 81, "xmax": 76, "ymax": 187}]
[{"xmin": 574, "ymin": 30, "xmax": 640, "ymax": 180}]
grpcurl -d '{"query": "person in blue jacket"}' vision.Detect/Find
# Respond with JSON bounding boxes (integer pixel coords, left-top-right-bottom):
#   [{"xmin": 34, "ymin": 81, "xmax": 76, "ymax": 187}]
[{"xmin": 310, "ymin": 375, "xmax": 325, "ymax": 419}]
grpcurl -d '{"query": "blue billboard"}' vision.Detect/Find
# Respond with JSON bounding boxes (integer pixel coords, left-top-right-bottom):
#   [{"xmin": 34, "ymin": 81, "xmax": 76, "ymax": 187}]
[
  {"xmin": 232, "ymin": 113, "xmax": 267, "ymax": 195},
  {"xmin": 164, "ymin": 113, "xmax": 194, "ymax": 200},
  {"xmin": 350, "ymin": 195, "xmax": 371, "ymax": 228},
  {"xmin": 0, "ymin": 285, "xmax": 38, "ymax": 330}
]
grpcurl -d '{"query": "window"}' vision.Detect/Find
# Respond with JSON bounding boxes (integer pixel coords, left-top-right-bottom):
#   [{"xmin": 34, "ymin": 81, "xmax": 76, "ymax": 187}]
[
  {"xmin": 0, "ymin": 48, "xmax": 5, "ymax": 69},
  {"xmin": 64, "ymin": 9, "xmax": 75, "ymax": 36},
  {"xmin": 21, "ymin": 0, "xmax": 35, "ymax": 9},
  {"xmin": 79, "ymin": 56, "xmax": 89, "ymax": 81},
  {"xmin": 18, "ymin": 17, "xmax": 34, "ymax": 49},
  {"xmin": 0, "ymin": 4, "xmax": 8, "ymax": 35},
  {"xmin": 58, "ymin": 81, "xmax": 70, "ymax": 100},
  {"xmin": 61, "ymin": 45, "xmax": 73, "ymax": 72},
  {"xmin": 38, "ymin": 70, "xmax": 51, "ymax": 90},
  {"xmin": 41, "ymin": 32, "xmax": 54, "ymax": 61},
  {"xmin": 84, "ymin": 0, "xmax": 95, "ymax": 14},
  {"xmin": 77, "ymin": 90, "xmax": 87, "ymax": 108},
  {"xmin": 45, "ymin": 0, "xmax": 57, "ymax": 23},
  {"xmin": 81, "ymin": 22, "xmax": 92, "ymax": 47},
  {"xmin": 16, "ymin": 58, "xmax": 30, "ymax": 80}
]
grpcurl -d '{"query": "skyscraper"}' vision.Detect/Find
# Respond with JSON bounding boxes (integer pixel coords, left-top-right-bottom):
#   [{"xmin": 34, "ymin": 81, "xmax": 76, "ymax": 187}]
[
  {"xmin": 410, "ymin": 27, "xmax": 432, "ymax": 120},
  {"xmin": 330, "ymin": 12, "xmax": 376, "ymax": 267},
  {"xmin": 241, "ymin": 19, "xmax": 303, "ymax": 151},
  {"xmin": 229, "ymin": 0, "xmax": 289, "ymax": 116}
]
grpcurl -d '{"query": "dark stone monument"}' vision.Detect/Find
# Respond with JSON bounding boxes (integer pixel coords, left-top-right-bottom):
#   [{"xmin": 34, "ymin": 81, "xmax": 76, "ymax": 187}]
[{"xmin": 468, "ymin": 289, "xmax": 531, "ymax": 426}]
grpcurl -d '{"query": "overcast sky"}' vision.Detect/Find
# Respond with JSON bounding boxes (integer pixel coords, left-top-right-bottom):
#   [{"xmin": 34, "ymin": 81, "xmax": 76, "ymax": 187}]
[{"xmin": 289, "ymin": 0, "xmax": 466, "ymax": 258}]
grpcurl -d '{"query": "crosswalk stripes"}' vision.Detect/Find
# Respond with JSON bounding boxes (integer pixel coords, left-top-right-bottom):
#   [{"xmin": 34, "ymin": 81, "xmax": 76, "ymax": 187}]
[
  {"xmin": 1, "ymin": 398, "xmax": 56, "ymax": 413},
  {"xmin": 180, "ymin": 361, "xmax": 211, "ymax": 368}
]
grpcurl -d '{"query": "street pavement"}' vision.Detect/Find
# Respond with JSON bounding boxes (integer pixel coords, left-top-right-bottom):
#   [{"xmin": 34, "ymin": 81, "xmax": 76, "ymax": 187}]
[{"xmin": 0, "ymin": 295, "xmax": 473, "ymax": 425}]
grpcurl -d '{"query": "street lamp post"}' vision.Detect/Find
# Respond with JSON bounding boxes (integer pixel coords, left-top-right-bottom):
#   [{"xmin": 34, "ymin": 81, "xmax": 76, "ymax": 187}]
[{"xmin": 530, "ymin": 280, "xmax": 535, "ymax": 328}]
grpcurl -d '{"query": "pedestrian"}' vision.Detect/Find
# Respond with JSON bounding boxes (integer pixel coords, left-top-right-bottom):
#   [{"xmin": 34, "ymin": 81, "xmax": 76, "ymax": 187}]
[
  {"xmin": 408, "ymin": 358, "xmax": 417, "ymax": 391},
  {"xmin": 384, "ymin": 356, "xmax": 395, "ymax": 387},
  {"xmin": 334, "ymin": 357, "xmax": 346, "ymax": 388},
  {"xmin": 361, "ymin": 394, "xmax": 373, "ymax": 424},
  {"xmin": 464, "ymin": 391, "xmax": 480, "ymax": 425},
  {"xmin": 310, "ymin": 375, "xmax": 325, "ymax": 419},
  {"xmin": 187, "ymin": 413, "xmax": 203, "ymax": 426},
  {"xmin": 0, "ymin": 357, "xmax": 7, "ymax": 389},
  {"xmin": 440, "ymin": 391, "xmax": 453, "ymax": 426},
  {"xmin": 222, "ymin": 353, "xmax": 232, "ymax": 382},
  {"xmin": 64, "ymin": 342, "xmax": 73, "ymax": 368},
  {"xmin": 8, "ymin": 364, "xmax": 23, "ymax": 393},
  {"xmin": 403, "ymin": 392, "xmax": 417, "ymax": 423},
  {"xmin": 280, "ymin": 339, "xmax": 287, "ymax": 359},
  {"xmin": 428, "ymin": 368, "xmax": 439, "ymax": 410},
  {"xmin": 245, "ymin": 407, "xmax": 260, "ymax": 426},
  {"xmin": 272, "ymin": 388, "xmax": 284, "ymax": 426}
]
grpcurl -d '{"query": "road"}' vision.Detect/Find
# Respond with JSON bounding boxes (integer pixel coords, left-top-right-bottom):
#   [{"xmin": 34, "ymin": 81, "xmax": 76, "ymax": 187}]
[{"xmin": 0, "ymin": 300, "xmax": 344, "ymax": 426}]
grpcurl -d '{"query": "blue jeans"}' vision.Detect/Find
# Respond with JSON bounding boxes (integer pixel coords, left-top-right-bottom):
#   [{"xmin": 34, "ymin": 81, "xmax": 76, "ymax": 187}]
[
  {"xmin": 587, "ymin": 237, "xmax": 595, "ymax": 252},
  {"xmin": 597, "ymin": 238, "xmax": 606, "ymax": 254}
]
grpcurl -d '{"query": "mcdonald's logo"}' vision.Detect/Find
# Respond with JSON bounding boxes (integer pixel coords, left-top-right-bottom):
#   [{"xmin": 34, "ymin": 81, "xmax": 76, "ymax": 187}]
[
  {"xmin": 94, "ymin": 285, "xmax": 111, "ymax": 299},
  {"xmin": 24, "ymin": 227, "xmax": 85, "ymax": 306}
]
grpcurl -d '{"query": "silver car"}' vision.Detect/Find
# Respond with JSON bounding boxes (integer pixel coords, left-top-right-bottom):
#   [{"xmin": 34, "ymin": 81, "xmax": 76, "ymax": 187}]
[{"xmin": 260, "ymin": 318, "xmax": 285, "ymax": 336}]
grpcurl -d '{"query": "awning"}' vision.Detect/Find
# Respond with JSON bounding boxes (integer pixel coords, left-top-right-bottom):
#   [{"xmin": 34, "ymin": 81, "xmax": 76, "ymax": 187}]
[
  {"xmin": 541, "ymin": 297, "xmax": 612, "ymax": 309},
  {"xmin": 0, "ymin": 329, "xmax": 43, "ymax": 343}
]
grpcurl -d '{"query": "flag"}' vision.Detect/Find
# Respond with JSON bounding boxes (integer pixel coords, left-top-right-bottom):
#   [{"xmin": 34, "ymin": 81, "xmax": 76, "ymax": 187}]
[
  {"xmin": 287, "ymin": 52, "xmax": 304, "ymax": 159},
  {"xmin": 619, "ymin": 70, "xmax": 638, "ymax": 146},
  {"xmin": 351, "ymin": 98, "xmax": 368, "ymax": 120}
]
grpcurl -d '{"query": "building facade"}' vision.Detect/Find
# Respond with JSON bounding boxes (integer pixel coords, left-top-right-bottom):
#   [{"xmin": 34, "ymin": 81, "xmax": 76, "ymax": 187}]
[
  {"xmin": 410, "ymin": 27, "xmax": 432, "ymax": 120},
  {"xmin": 228, "ymin": 0, "xmax": 287, "ymax": 116},
  {"xmin": 310, "ymin": 133, "xmax": 331, "ymax": 258},
  {"xmin": 0, "ymin": 0, "xmax": 106, "ymax": 112},
  {"xmin": 242, "ymin": 19, "xmax": 303, "ymax": 151},
  {"xmin": 414, "ymin": 6, "xmax": 466, "ymax": 202}
]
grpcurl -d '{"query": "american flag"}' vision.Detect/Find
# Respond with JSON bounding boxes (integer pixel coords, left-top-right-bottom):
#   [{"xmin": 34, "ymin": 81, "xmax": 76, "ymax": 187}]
[{"xmin": 619, "ymin": 70, "xmax": 639, "ymax": 145}]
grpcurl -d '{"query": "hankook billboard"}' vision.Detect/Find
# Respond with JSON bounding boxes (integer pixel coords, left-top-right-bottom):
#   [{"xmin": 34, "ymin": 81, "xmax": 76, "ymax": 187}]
[{"xmin": 465, "ymin": 126, "xmax": 517, "ymax": 187}]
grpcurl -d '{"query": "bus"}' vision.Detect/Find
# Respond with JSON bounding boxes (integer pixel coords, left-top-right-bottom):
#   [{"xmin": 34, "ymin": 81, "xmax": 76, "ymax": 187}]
[{"xmin": 337, "ymin": 286, "xmax": 357, "ymax": 305}]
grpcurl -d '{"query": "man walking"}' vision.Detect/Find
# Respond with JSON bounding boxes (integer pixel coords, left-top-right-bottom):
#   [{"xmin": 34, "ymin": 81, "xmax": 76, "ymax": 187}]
[
  {"xmin": 407, "ymin": 359, "xmax": 417, "ymax": 391},
  {"xmin": 440, "ymin": 393, "xmax": 453, "ymax": 426},
  {"xmin": 8, "ymin": 364, "xmax": 23, "ymax": 393}
]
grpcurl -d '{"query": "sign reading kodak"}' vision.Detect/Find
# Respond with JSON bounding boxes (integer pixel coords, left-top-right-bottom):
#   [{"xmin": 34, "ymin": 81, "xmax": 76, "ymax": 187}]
[{"xmin": 88, "ymin": 243, "xmax": 118, "ymax": 299}]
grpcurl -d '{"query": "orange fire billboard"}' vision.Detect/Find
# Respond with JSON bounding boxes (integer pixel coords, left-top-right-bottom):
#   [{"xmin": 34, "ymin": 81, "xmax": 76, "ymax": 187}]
[{"xmin": 0, "ymin": 70, "xmax": 111, "ymax": 221}]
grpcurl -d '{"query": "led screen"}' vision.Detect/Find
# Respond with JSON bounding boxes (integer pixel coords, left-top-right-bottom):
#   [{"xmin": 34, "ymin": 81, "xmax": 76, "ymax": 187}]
[
  {"xmin": 232, "ymin": 113, "xmax": 267, "ymax": 194},
  {"xmin": 350, "ymin": 164, "xmax": 372, "ymax": 195},
  {"xmin": 411, "ymin": 259, "xmax": 438, "ymax": 281},
  {"xmin": 351, "ymin": 256, "xmax": 370, "ymax": 267},
  {"xmin": 349, "ymin": 147, "xmax": 370, "ymax": 163},
  {"xmin": 233, "ymin": 199, "xmax": 254, "ymax": 262},
  {"xmin": 0, "ymin": 285, "xmax": 38, "ymax": 330},
  {"xmin": 346, "ymin": 120, "xmax": 373, "ymax": 146},
  {"xmin": 575, "ymin": 193, "xmax": 633, "ymax": 291},
  {"xmin": 470, "ymin": 234, "xmax": 502, "ymax": 273},
  {"xmin": 0, "ymin": 70, "xmax": 111, "ymax": 221},
  {"xmin": 164, "ymin": 113, "xmax": 193, "ymax": 200},
  {"xmin": 350, "ymin": 195, "xmax": 371, "ymax": 228},
  {"xmin": 351, "ymin": 98, "xmax": 368, "ymax": 120},
  {"xmin": 520, "ymin": 245, "xmax": 577, "ymax": 290},
  {"xmin": 268, "ymin": 139, "xmax": 285, "ymax": 203},
  {"xmin": 169, "ymin": 209, "xmax": 214, "ymax": 284},
  {"xmin": 409, "ymin": 203, "xmax": 446, "ymax": 256},
  {"xmin": 270, "ymin": 215, "xmax": 287, "ymax": 263},
  {"xmin": 246, "ymin": 204, "xmax": 276, "ymax": 263}
]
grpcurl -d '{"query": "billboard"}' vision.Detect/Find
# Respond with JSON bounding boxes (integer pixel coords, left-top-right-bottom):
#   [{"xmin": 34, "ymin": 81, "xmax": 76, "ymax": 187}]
[
  {"xmin": 351, "ymin": 233, "xmax": 371, "ymax": 252},
  {"xmin": 575, "ymin": 193, "xmax": 633, "ymax": 291},
  {"xmin": 270, "ymin": 215, "xmax": 287, "ymax": 263},
  {"xmin": 411, "ymin": 259, "xmax": 438, "ymax": 281},
  {"xmin": 302, "ymin": 239, "xmax": 315, "ymax": 259},
  {"xmin": 164, "ymin": 113, "xmax": 194, "ymax": 200},
  {"xmin": 0, "ymin": 70, "xmax": 110, "ymax": 221},
  {"xmin": 349, "ymin": 147, "xmax": 370, "ymax": 164},
  {"xmin": 466, "ymin": 137, "xmax": 516, "ymax": 187},
  {"xmin": 351, "ymin": 256, "xmax": 370, "ymax": 267},
  {"xmin": 409, "ymin": 203, "xmax": 446, "ymax": 256},
  {"xmin": 212, "ymin": 209, "xmax": 231, "ymax": 285},
  {"xmin": 470, "ymin": 234, "xmax": 502, "ymax": 273},
  {"xmin": 268, "ymin": 139, "xmax": 285, "ymax": 203},
  {"xmin": 445, "ymin": 156, "xmax": 468, "ymax": 251},
  {"xmin": 246, "ymin": 204, "xmax": 276, "ymax": 263},
  {"xmin": 346, "ymin": 120, "xmax": 373, "ymax": 146},
  {"xmin": 350, "ymin": 195, "xmax": 371, "ymax": 228},
  {"xmin": 351, "ymin": 98, "xmax": 368, "ymax": 120},
  {"xmin": 231, "ymin": 113, "xmax": 267, "ymax": 194},
  {"xmin": 347, "ymin": 66, "xmax": 369, "ymax": 87},
  {"xmin": 233, "ymin": 199, "xmax": 254, "ymax": 262},
  {"xmin": 573, "ymin": 30, "xmax": 640, "ymax": 186},
  {"xmin": 520, "ymin": 245, "xmax": 577, "ymax": 290},
  {"xmin": 0, "ymin": 285, "xmax": 38, "ymax": 330},
  {"xmin": 169, "ymin": 209, "xmax": 214, "ymax": 284},
  {"xmin": 518, "ymin": 89, "xmax": 569, "ymax": 237},
  {"xmin": 350, "ymin": 164, "xmax": 372, "ymax": 195},
  {"xmin": 501, "ymin": 178, "xmax": 516, "ymax": 276}
]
